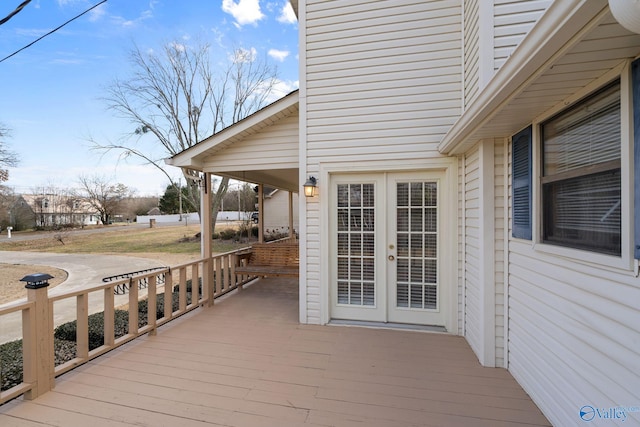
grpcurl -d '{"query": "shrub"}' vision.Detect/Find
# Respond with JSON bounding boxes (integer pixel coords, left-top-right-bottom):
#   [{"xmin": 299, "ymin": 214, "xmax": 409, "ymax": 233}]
[
  {"xmin": 218, "ymin": 228, "xmax": 237, "ymax": 240},
  {"xmin": 54, "ymin": 310, "xmax": 130, "ymax": 351},
  {"xmin": 0, "ymin": 340, "xmax": 23, "ymax": 391},
  {"xmin": 0, "ymin": 339, "xmax": 79, "ymax": 392}
]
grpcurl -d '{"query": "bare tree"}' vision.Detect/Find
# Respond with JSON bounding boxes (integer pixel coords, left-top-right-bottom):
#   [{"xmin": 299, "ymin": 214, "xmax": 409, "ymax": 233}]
[
  {"xmin": 77, "ymin": 175, "xmax": 132, "ymax": 225},
  {"xmin": 92, "ymin": 40, "xmax": 279, "ymax": 231},
  {"xmin": 0, "ymin": 124, "xmax": 18, "ymax": 182}
]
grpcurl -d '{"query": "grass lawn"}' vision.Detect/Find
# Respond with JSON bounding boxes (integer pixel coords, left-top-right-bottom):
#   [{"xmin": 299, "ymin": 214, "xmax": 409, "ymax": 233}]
[{"xmin": 0, "ymin": 223, "xmax": 251, "ymax": 255}]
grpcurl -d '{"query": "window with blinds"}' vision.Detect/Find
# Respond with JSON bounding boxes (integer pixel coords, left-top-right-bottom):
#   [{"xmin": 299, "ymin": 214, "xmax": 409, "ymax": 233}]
[
  {"xmin": 512, "ymin": 126, "xmax": 532, "ymax": 240},
  {"xmin": 541, "ymin": 80, "xmax": 621, "ymax": 255},
  {"xmin": 396, "ymin": 182, "xmax": 438, "ymax": 310},
  {"xmin": 337, "ymin": 183, "xmax": 376, "ymax": 306}
]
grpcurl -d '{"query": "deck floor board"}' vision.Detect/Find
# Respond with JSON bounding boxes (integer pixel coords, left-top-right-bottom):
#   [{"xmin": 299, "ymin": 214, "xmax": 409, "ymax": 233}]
[{"xmin": 1, "ymin": 278, "xmax": 551, "ymax": 426}]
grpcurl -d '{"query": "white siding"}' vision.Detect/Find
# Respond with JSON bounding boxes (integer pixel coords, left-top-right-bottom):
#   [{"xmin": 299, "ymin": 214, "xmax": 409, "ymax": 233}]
[
  {"xmin": 506, "ymin": 146, "xmax": 640, "ymax": 426},
  {"xmin": 457, "ymin": 156, "xmax": 465, "ymax": 334},
  {"xmin": 493, "ymin": 0, "xmax": 552, "ymax": 71},
  {"xmin": 464, "ymin": 0, "xmax": 480, "ymax": 107},
  {"xmin": 508, "ymin": 244, "xmax": 640, "ymax": 425},
  {"xmin": 305, "ymin": 0, "xmax": 461, "ymax": 158},
  {"xmin": 304, "ymin": 0, "xmax": 463, "ymax": 324},
  {"xmin": 204, "ymin": 114, "xmax": 298, "ymax": 171},
  {"xmin": 264, "ymin": 191, "xmax": 299, "ymax": 233},
  {"xmin": 463, "ymin": 144, "xmax": 481, "ymax": 356},
  {"xmin": 494, "ymin": 139, "xmax": 506, "ymax": 367}
]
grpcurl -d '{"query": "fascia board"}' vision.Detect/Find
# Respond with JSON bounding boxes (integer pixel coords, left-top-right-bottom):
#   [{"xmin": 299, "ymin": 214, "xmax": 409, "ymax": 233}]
[
  {"xmin": 166, "ymin": 91, "xmax": 299, "ymax": 169},
  {"xmin": 439, "ymin": 0, "xmax": 609, "ymax": 155}
]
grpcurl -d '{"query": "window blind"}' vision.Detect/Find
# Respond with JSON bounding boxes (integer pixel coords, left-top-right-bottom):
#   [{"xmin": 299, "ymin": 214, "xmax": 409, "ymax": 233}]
[{"xmin": 512, "ymin": 126, "xmax": 532, "ymax": 240}]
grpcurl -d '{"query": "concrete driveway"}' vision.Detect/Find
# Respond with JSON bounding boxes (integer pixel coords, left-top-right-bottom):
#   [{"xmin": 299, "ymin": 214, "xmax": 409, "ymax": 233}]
[{"xmin": 1, "ymin": 252, "xmax": 166, "ymax": 343}]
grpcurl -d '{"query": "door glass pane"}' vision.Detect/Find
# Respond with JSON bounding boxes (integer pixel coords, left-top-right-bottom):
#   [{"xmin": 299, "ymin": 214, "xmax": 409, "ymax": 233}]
[
  {"xmin": 397, "ymin": 208, "xmax": 409, "ymax": 232},
  {"xmin": 336, "ymin": 183, "xmax": 375, "ymax": 306},
  {"xmin": 363, "ymin": 234, "xmax": 375, "ymax": 257},
  {"xmin": 396, "ymin": 181, "xmax": 438, "ymax": 310}
]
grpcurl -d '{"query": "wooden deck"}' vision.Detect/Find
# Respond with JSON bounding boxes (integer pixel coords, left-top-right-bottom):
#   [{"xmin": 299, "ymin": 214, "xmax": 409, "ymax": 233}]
[{"xmin": 0, "ymin": 278, "xmax": 550, "ymax": 427}]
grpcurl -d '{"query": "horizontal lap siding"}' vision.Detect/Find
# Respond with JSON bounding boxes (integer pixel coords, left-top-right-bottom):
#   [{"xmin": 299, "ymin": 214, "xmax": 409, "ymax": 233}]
[
  {"xmin": 264, "ymin": 191, "xmax": 299, "ymax": 231},
  {"xmin": 506, "ymin": 141, "xmax": 640, "ymax": 425},
  {"xmin": 493, "ymin": 0, "xmax": 552, "ymax": 71},
  {"xmin": 508, "ymin": 244, "xmax": 640, "ymax": 426},
  {"xmin": 464, "ymin": 144, "xmax": 481, "ymax": 356},
  {"xmin": 205, "ymin": 114, "xmax": 299, "ymax": 171},
  {"xmin": 464, "ymin": 0, "xmax": 480, "ymax": 107},
  {"xmin": 305, "ymin": 0, "xmax": 462, "ymax": 161},
  {"xmin": 304, "ymin": 0, "xmax": 462, "ymax": 324}
]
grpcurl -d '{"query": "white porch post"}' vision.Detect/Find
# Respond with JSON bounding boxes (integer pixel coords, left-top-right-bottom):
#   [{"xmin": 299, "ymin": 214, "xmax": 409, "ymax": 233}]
[{"xmin": 200, "ymin": 173, "xmax": 214, "ymax": 306}]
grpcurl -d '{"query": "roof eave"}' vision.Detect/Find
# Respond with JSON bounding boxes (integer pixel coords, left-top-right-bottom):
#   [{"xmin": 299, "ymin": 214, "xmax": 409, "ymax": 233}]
[
  {"xmin": 439, "ymin": 0, "xmax": 609, "ymax": 155},
  {"xmin": 165, "ymin": 90, "xmax": 300, "ymax": 170}
]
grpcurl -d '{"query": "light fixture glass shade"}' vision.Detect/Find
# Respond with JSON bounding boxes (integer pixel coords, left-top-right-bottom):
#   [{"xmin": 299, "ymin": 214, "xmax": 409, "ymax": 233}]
[
  {"xmin": 609, "ymin": 0, "xmax": 640, "ymax": 34},
  {"xmin": 303, "ymin": 176, "xmax": 317, "ymax": 197}
]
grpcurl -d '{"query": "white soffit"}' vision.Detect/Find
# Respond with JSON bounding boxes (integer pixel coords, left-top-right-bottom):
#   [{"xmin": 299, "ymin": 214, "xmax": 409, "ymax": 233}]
[{"xmin": 439, "ymin": 0, "xmax": 640, "ymax": 155}]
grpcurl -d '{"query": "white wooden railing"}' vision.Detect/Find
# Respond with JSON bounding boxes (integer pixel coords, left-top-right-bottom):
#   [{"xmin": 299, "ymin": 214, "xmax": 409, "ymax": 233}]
[{"xmin": 0, "ymin": 247, "xmax": 255, "ymax": 404}]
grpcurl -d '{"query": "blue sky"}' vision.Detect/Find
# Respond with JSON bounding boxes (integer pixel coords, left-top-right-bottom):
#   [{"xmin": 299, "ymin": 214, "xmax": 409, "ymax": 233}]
[{"xmin": 0, "ymin": 0, "xmax": 298, "ymax": 196}]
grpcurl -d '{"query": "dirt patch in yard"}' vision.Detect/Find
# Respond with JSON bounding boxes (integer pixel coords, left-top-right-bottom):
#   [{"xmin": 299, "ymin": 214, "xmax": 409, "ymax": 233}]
[
  {"xmin": 0, "ymin": 264, "xmax": 68, "ymax": 305},
  {"xmin": 0, "ymin": 252, "xmax": 202, "ymax": 306}
]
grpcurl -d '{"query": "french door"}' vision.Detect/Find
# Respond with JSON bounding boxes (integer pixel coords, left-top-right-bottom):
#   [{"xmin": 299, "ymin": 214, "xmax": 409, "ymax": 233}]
[{"xmin": 331, "ymin": 172, "xmax": 449, "ymax": 327}]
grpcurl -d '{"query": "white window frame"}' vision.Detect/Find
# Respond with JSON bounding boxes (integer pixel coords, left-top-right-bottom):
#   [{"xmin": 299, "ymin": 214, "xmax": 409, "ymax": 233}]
[{"xmin": 531, "ymin": 62, "xmax": 634, "ymax": 270}]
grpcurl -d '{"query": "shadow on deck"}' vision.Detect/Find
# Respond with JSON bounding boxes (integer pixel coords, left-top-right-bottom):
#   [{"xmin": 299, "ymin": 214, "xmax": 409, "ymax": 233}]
[{"xmin": 0, "ymin": 278, "xmax": 550, "ymax": 426}]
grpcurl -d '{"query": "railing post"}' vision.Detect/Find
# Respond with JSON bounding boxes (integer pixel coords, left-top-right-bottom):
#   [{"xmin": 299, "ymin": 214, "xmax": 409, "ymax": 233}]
[
  {"xmin": 164, "ymin": 270, "xmax": 173, "ymax": 319},
  {"xmin": 148, "ymin": 275, "xmax": 157, "ymax": 336},
  {"xmin": 128, "ymin": 278, "xmax": 139, "ymax": 335},
  {"xmin": 231, "ymin": 253, "xmax": 240, "ymax": 290},
  {"xmin": 103, "ymin": 287, "xmax": 115, "ymax": 347},
  {"xmin": 203, "ymin": 258, "xmax": 213, "ymax": 306},
  {"xmin": 190, "ymin": 263, "xmax": 199, "ymax": 307},
  {"xmin": 76, "ymin": 293, "xmax": 89, "ymax": 360},
  {"xmin": 21, "ymin": 274, "xmax": 54, "ymax": 400},
  {"xmin": 215, "ymin": 257, "xmax": 222, "ymax": 299}
]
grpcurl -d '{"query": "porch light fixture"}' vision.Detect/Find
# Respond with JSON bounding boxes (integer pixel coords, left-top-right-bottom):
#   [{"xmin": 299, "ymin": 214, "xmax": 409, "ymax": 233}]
[
  {"xmin": 303, "ymin": 176, "xmax": 317, "ymax": 197},
  {"xmin": 609, "ymin": 0, "xmax": 640, "ymax": 34}
]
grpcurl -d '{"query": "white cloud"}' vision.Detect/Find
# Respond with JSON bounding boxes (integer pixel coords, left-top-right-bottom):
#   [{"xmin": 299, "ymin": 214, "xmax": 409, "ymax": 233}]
[
  {"xmin": 277, "ymin": 2, "xmax": 297, "ymax": 24},
  {"xmin": 108, "ymin": 8, "xmax": 154, "ymax": 29},
  {"xmin": 221, "ymin": 0, "xmax": 265, "ymax": 27},
  {"xmin": 15, "ymin": 28, "xmax": 48, "ymax": 38},
  {"xmin": 267, "ymin": 79, "xmax": 299, "ymax": 102},
  {"xmin": 88, "ymin": 3, "xmax": 107, "ymax": 22},
  {"xmin": 268, "ymin": 49, "xmax": 289, "ymax": 62},
  {"xmin": 50, "ymin": 58, "xmax": 84, "ymax": 65}
]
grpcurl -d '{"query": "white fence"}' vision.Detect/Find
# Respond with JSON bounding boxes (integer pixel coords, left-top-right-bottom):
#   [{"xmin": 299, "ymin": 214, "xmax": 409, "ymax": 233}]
[{"xmin": 136, "ymin": 211, "xmax": 252, "ymax": 224}]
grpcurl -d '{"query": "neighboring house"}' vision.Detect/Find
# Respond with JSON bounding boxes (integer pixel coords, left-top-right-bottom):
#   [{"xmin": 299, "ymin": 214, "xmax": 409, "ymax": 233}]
[
  {"xmin": 168, "ymin": 1, "xmax": 640, "ymax": 425},
  {"xmin": 3, "ymin": 195, "xmax": 36, "ymax": 231},
  {"xmin": 20, "ymin": 193, "xmax": 100, "ymax": 227},
  {"xmin": 263, "ymin": 188, "xmax": 299, "ymax": 234}
]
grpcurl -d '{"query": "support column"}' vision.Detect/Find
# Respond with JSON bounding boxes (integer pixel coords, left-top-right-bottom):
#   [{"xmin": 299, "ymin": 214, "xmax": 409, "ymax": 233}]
[
  {"xmin": 200, "ymin": 173, "xmax": 214, "ymax": 307},
  {"xmin": 478, "ymin": 140, "xmax": 496, "ymax": 367},
  {"xmin": 258, "ymin": 184, "xmax": 264, "ymax": 243}
]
